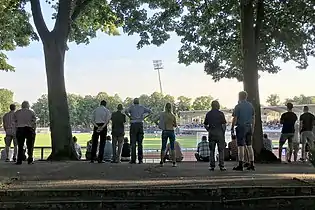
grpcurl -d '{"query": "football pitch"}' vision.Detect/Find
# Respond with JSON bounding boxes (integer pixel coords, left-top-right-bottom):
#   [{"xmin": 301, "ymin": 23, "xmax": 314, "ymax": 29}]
[{"xmin": 0, "ymin": 133, "xmax": 198, "ymax": 149}]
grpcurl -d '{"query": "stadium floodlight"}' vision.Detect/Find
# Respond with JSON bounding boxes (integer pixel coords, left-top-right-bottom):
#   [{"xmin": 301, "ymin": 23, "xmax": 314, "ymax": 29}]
[{"xmin": 152, "ymin": 60, "xmax": 164, "ymax": 95}]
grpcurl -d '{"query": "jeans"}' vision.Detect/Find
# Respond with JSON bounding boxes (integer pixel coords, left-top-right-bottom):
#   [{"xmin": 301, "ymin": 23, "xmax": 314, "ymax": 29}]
[{"xmin": 161, "ymin": 130, "xmax": 175, "ymax": 151}]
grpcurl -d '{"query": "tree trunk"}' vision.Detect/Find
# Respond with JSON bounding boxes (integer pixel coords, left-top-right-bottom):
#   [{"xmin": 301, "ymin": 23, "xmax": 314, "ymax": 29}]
[
  {"xmin": 240, "ymin": 0, "xmax": 264, "ymax": 155},
  {"xmin": 43, "ymin": 35, "xmax": 78, "ymax": 161}
]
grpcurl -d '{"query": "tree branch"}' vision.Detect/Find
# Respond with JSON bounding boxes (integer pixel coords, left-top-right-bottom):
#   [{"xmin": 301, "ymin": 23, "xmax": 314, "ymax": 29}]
[
  {"xmin": 254, "ymin": 0, "xmax": 264, "ymax": 48},
  {"xmin": 71, "ymin": 0, "xmax": 93, "ymax": 21},
  {"xmin": 53, "ymin": 0, "xmax": 72, "ymax": 40},
  {"xmin": 30, "ymin": 0, "xmax": 49, "ymax": 41}
]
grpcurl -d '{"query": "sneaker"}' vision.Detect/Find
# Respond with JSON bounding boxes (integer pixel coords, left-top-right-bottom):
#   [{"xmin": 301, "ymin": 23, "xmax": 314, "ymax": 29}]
[
  {"xmin": 220, "ymin": 167, "xmax": 227, "ymax": 171},
  {"xmin": 12, "ymin": 158, "xmax": 16, "ymax": 162},
  {"xmin": 160, "ymin": 161, "xmax": 164, "ymax": 166},
  {"xmin": 5, "ymin": 158, "xmax": 10, "ymax": 162},
  {"xmin": 172, "ymin": 162, "xmax": 177, "ymax": 167},
  {"xmin": 208, "ymin": 167, "xmax": 215, "ymax": 171},
  {"xmin": 244, "ymin": 162, "xmax": 250, "ymax": 168},
  {"xmin": 129, "ymin": 161, "xmax": 136, "ymax": 164},
  {"xmin": 27, "ymin": 158, "xmax": 34, "ymax": 165},
  {"xmin": 138, "ymin": 160, "xmax": 143, "ymax": 164},
  {"xmin": 233, "ymin": 165, "xmax": 243, "ymax": 171},
  {"xmin": 98, "ymin": 160, "xmax": 105, "ymax": 163}
]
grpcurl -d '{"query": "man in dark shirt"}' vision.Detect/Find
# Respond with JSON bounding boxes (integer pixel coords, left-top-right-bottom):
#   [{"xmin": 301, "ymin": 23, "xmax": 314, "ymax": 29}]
[
  {"xmin": 111, "ymin": 104, "xmax": 126, "ymax": 163},
  {"xmin": 204, "ymin": 100, "xmax": 227, "ymax": 171},
  {"xmin": 279, "ymin": 103, "xmax": 297, "ymax": 162},
  {"xmin": 299, "ymin": 106, "xmax": 315, "ymax": 161}
]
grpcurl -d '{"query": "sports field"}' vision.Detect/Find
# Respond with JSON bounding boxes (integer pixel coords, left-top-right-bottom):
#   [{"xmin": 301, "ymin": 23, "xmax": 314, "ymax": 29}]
[{"xmin": 0, "ymin": 133, "xmax": 198, "ymax": 149}]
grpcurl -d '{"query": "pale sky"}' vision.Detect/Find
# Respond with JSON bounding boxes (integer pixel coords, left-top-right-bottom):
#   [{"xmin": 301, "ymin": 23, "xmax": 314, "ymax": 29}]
[{"xmin": 1, "ymin": 3, "xmax": 315, "ymax": 108}]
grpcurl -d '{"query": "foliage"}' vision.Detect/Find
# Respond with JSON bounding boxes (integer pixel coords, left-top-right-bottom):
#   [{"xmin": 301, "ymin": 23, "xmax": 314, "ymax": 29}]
[
  {"xmin": 266, "ymin": 94, "xmax": 280, "ymax": 106},
  {"xmin": 192, "ymin": 95, "xmax": 213, "ymax": 110},
  {"xmin": 0, "ymin": 0, "xmax": 38, "ymax": 71},
  {"xmin": 30, "ymin": 91, "xmax": 214, "ymax": 128},
  {"xmin": 0, "ymin": 89, "xmax": 14, "ymax": 126},
  {"xmin": 135, "ymin": 0, "xmax": 315, "ymax": 81},
  {"xmin": 283, "ymin": 94, "xmax": 315, "ymax": 105}
]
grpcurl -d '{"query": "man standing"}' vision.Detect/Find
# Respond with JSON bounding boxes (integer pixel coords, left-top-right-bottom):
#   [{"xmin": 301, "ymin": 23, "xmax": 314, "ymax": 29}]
[
  {"xmin": 125, "ymin": 98, "xmax": 152, "ymax": 164},
  {"xmin": 2, "ymin": 104, "xmax": 17, "ymax": 162},
  {"xmin": 91, "ymin": 100, "xmax": 111, "ymax": 163},
  {"xmin": 111, "ymin": 104, "xmax": 126, "ymax": 163},
  {"xmin": 14, "ymin": 101, "xmax": 36, "ymax": 165},
  {"xmin": 299, "ymin": 106, "xmax": 315, "ymax": 162},
  {"xmin": 278, "ymin": 103, "xmax": 297, "ymax": 162},
  {"xmin": 231, "ymin": 91, "xmax": 255, "ymax": 171},
  {"xmin": 204, "ymin": 100, "xmax": 227, "ymax": 171}
]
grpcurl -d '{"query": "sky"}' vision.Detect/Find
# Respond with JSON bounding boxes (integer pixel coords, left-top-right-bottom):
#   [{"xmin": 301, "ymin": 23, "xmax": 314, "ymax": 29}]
[{"xmin": 1, "ymin": 3, "xmax": 315, "ymax": 108}]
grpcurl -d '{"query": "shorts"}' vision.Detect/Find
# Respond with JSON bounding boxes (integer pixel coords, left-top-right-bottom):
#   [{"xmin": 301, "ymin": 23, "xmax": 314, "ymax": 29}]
[
  {"xmin": 5, "ymin": 134, "xmax": 17, "ymax": 147},
  {"xmin": 279, "ymin": 133, "xmax": 294, "ymax": 145},
  {"xmin": 235, "ymin": 125, "xmax": 252, "ymax": 146}
]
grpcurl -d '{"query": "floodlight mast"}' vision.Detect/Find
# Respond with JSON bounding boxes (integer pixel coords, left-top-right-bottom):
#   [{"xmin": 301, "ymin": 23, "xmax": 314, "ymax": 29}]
[{"xmin": 153, "ymin": 60, "xmax": 164, "ymax": 95}]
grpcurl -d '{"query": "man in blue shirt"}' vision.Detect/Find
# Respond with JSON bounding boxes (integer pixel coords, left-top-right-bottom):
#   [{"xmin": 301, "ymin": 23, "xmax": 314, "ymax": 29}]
[
  {"xmin": 231, "ymin": 91, "xmax": 255, "ymax": 171},
  {"xmin": 125, "ymin": 98, "xmax": 152, "ymax": 164}
]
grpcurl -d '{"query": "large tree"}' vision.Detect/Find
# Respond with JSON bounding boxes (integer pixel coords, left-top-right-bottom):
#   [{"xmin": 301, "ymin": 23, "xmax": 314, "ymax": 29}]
[
  {"xmin": 136, "ymin": 0, "xmax": 315, "ymax": 154},
  {"xmin": 2, "ymin": 0, "xmax": 162, "ymax": 160}
]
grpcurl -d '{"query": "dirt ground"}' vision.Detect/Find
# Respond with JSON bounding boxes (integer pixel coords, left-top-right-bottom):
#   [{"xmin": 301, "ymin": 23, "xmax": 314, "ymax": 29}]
[{"xmin": 0, "ymin": 161, "xmax": 314, "ymax": 189}]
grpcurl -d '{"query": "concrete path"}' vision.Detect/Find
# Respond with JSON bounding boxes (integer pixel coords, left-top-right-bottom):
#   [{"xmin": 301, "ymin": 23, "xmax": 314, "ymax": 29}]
[{"xmin": 0, "ymin": 161, "xmax": 314, "ymax": 189}]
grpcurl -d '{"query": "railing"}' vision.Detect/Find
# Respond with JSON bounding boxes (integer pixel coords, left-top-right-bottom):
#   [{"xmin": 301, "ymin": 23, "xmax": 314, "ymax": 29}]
[{"xmin": 0, "ymin": 146, "xmax": 290, "ymax": 162}]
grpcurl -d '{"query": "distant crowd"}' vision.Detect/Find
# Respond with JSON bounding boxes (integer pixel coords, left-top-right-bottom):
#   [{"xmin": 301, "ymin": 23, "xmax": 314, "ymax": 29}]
[{"xmin": 2, "ymin": 91, "xmax": 314, "ymax": 171}]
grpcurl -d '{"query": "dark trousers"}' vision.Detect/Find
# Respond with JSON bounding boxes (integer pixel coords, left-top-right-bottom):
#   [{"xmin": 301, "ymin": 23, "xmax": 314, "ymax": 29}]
[
  {"xmin": 130, "ymin": 122, "xmax": 144, "ymax": 162},
  {"xmin": 195, "ymin": 153, "xmax": 210, "ymax": 162},
  {"xmin": 91, "ymin": 123, "xmax": 107, "ymax": 161},
  {"xmin": 16, "ymin": 127, "xmax": 35, "ymax": 163}
]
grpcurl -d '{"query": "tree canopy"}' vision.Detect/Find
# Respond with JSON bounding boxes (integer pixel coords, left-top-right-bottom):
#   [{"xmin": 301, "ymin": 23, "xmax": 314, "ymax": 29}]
[
  {"xmin": 266, "ymin": 94, "xmax": 280, "ymax": 106},
  {"xmin": 283, "ymin": 94, "xmax": 315, "ymax": 105}
]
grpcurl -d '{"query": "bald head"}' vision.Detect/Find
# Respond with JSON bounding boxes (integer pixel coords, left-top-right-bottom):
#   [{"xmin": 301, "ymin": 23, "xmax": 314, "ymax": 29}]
[{"xmin": 238, "ymin": 91, "xmax": 248, "ymax": 101}]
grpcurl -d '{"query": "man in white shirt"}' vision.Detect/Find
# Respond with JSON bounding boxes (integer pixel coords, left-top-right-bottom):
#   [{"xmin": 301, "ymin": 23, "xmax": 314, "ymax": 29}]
[{"xmin": 91, "ymin": 100, "xmax": 111, "ymax": 163}]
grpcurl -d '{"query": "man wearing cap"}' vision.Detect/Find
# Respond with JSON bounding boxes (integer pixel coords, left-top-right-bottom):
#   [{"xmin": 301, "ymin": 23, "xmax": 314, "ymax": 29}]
[{"xmin": 125, "ymin": 98, "xmax": 152, "ymax": 164}]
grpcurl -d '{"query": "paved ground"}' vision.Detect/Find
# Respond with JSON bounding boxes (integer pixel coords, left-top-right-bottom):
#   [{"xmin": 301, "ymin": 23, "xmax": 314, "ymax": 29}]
[{"xmin": 0, "ymin": 161, "xmax": 314, "ymax": 190}]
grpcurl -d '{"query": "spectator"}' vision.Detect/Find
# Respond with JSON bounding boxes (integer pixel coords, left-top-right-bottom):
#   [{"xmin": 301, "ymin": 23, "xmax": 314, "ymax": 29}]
[
  {"xmin": 91, "ymin": 100, "xmax": 111, "ymax": 163},
  {"xmin": 195, "ymin": 136, "xmax": 210, "ymax": 162},
  {"xmin": 299, "ymin": 106, "xmax": 315, "ymax": 162},
  {"xmin": 2, "ymin": 104, "xmax": 17, "ymax": 162},
  {"xmin": 263, "ymin": 133, "xmax": 273, "ymax": 152},
  {"xmin": 228, "ymin": 135, "xmax": 238, "ymax": 161},
  {"xmin": 204, "ymin": 100, "xmax": 227, "ymax": 171},
  {"xmin": 104, "ymin": 136, "xmax": 113, "ymax": 161},
  {"xmin": 111, "ymin": 104, "xmax": 126, "ymax": 163},
  {"xmin": 157, "ymin": 102, "xmax": 177, "ymax": 167},
  {"xmin": 85, "ymin": 139, "xmax": 92, "ymax": 160},
  {"xmin": 73, "ymin": 136, "xmax": 82, "ymax": 159},
  {"xmin": 125, "ymin": 98, "xmax": 152, "ymax": 164},
  {"xmin": 231, "ymin": 91, "xmax": 255, "ymax": 171},
  {"xmin": 292, "ymin": 122, "xmax": 300, "ymax": 162},
  {"xmin": 165, "ymin": 140, "xmax": 183, "ymax": 162},
  {"xmin": 278, "ymin": 103, "xmax": 297, "ymax": 163},
  {"xmin": 121, "ymin": 137, "xmax": 131, "ymax": 162},
  {"xmin": 14, "ymin": 101, "xmax": 36, "ymax": 165}
]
